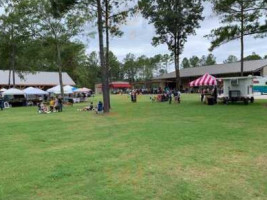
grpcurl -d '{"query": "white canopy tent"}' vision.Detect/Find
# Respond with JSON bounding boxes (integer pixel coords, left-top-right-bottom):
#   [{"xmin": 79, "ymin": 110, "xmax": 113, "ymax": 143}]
[
  {"xmin": 47, "ymin": 85, "xmax": 58, "ymax": 93},
  {"xmin": 74, "ymin": 87, "xmax": 92, "ymax": 93},
  {"xmin": 0, "ymin": 88, "xmax": 7, "ymax": 92},
  {"xmin": 23, "ymin": 87, "xmax": 48, "ymax": 95},
  {"xmin": 47, "ymin": 85, "xmax": 75, "ymax": 94},
  {"xmin": 64, "ymin": 85, "xmax": 76, "ymax": 93},
  {"xmin": 3, "ymin": 88, "xmax": 25, "ymax": 96}
]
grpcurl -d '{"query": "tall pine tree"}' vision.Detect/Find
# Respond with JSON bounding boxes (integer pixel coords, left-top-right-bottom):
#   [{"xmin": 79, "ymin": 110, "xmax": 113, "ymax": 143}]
[
  {"xmin": 139, "ymin": 0, "xmax": 204, "ymax": 89},
  {"xmin": 207, "ymin": 0, "xmax": 266, "ymax": 76},
  {"xmin": 35, "ymin": 0, "xmax": 87, "ymax": 98}
]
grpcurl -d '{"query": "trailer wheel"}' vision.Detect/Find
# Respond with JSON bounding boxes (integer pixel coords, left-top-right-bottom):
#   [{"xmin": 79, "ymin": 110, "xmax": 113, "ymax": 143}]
[
  {"xmin": 244, "ymin": 99, "xmax": 249, "ymax": 105},
  {"xmin": 250, "ymin": 97, "xmax": 254, "ymax": 103}
]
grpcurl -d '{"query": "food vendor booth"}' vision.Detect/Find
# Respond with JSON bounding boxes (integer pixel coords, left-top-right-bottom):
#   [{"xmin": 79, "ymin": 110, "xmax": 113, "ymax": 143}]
[
  {"xmin": 3, "ymin": 88, "xmax": 26, "ymax": 107},
  {"xmin": 23, "ymin": 87, "xmax": 48, "ymax": 105},
  {"xmin": 189, "ymin": 73, "xmax": 218, "ymax": 105},
  {"xmin": 73, "ymin": 88, "xmax": 92, "ymax": 103},
  {"xmin": 95, "ymin": 82, "xmax": 132, "ymax": 94}
]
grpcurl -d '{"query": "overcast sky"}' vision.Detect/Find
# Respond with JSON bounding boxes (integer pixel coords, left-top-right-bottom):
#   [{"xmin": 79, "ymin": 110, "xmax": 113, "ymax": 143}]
[{"xmin": 84, "ymin": 3, "xmax": 267, "ymax": 71}]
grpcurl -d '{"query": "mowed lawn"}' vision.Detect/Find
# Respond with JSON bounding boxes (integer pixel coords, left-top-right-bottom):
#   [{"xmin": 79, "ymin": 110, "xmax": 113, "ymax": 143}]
[{"xmin": 0, "ymin": 94, "xmax": 267, "ymax": 200}]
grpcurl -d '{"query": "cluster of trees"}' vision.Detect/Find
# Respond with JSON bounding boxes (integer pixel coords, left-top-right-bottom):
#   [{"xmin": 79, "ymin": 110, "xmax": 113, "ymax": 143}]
[
  {"xmin": 224, "ymin": 52, "xmax": 267, "ymax": 63},
  {"xmin": 181, "ymin": 54, "xmax": 216, "ymax": 68},
  {"xmin": 138, "ymin": 0, "xmax": 267, "ymax": 89},
  {"xmin": 0, "ymin": 0, "xmax": 89, "ymax": 98},
  {"xmin": 124, "ymin": 53, "xmax": 175, "ymax": 82},
  {"xmin": 1, "ymin": 0, "xmax": 267, "ymax": 112},
  {"xmin": 77, "ymin": 52, "xmax": 173, "ymax": 88},
  {"xmin": 0, "ymin": 0, "xmax": 135, "ymax": 112},
  {"xmin": 181, "ymin": 52, "xmax": 267, "ymax": 68}
]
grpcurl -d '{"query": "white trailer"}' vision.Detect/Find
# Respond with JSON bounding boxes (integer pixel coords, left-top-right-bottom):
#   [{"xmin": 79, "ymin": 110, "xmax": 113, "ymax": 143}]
[{"xmin": 220, "ymin": 76, "xmax": 254, "ymax": 105}]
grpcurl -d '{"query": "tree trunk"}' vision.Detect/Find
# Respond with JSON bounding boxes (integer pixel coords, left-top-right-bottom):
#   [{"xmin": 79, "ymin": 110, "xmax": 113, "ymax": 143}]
[
  {"xmin": 11, "ymin": 44, "xmax": 16, "ymax": 88},
  {"xmin": 10, "ymin": 25, "xmax": 16, "ymax": 88},
  {"xmin": 166, "ymin": 62, "xmax": 168, "ymax": 73},
  {"xmin": 175, "ymin": 54, "xmax": 181, "ymax": 90},
  {"xmin": 174, "ymin": 0, "xmax": 181, "ymax": 90},
  {"xmin": 8, "ymin": 69, "xmax": 11, "ymax": 88},
  {"xmin": 97, "ymin": 0, "xmax": 110, "ymax": 113},
  {"xmin": 175, "ymin": 38, "xmax": 181, "ymax": 90},
  {"xmin": 240, "ymin": 2, "xmax": 244, "ymax": 77},
  {"xmin": 8, "ymin": 45, "xmax": 12, "ymax": 88},
  {"xmin": 56, "ymin": 42, "xmax": 64, "ymax": 98},
  {"xmin": 105, "ymin": 0, "xmax": 111, "ymax": 109}
]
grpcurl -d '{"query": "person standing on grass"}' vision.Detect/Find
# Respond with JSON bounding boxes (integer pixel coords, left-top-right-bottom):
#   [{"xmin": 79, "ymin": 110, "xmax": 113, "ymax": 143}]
[
  {"xmin": 174, "ymin": 90, "xmax": 179, "ymax": 103},
  {"xmin": 133, "ymin": 91, "xmax": 137, "ymax": 103},
  {"xmin": 131, "ymin": 91, "xmax": 134, "ymax": 102},
  {"xmin": 54, "ymin": 97, "xmax": 59, "ymax": 112},
  {"xmin": 131, "ymin": 90, "xmax": 137, "ymax": 103},
  {"xmin": 0, "ymin": 94, "xmax": 4, "ymax": 111},
  {"xmin": 212, "ymin": 87, "xmax": 218, "ymax": 104},
  {"xmin": 58, "ymin": 97, "xmax": 63, "ymax": 112},
  {"xmin": 177, "ymin": 90, "xmax": 181, "ymax": 104},
  {"xmin": 201, "ymin": 89, "xmax": 204, "ymax": 102},
  {"xmin": 49, "ymin": 98, "xmax": 55, "ymax": 112},
  {"xmin": 168, "ymin": 90, "xmax": 173, "ymax": 104}
]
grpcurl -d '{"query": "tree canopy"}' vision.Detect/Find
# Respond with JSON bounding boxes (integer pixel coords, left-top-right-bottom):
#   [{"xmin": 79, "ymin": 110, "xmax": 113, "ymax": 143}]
[
  {"xmin": 206, "ymin": 0, "xmax": 267, "ymax": 76},
  {"xmin": 223, "ymin": 55, "xmax": 238, "ymax": 64},
  {"xmin": 244, "ymin": 52, "xmax": 262, "ymax": 61},
  {"xmin": 138, "ymin": 0, "xmax": 204, "ymax": 88}
]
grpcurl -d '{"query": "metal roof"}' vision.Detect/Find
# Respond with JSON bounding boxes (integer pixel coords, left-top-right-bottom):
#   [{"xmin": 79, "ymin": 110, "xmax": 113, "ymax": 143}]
[
  {"xmin": 220, "ymin": 76, "xmax": 255, "ymax": 80},
  {"xmin": 0, "ymin": 70, "xmax": 76, "ymax": 86},
  {"xmin": 154, "ymin": 59, "xmax": 267, "ymax": 80}
]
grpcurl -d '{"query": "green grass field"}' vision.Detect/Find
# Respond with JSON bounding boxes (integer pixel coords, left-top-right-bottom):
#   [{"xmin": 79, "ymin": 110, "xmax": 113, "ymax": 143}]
[{"xmin": 0, "ymin": 94, "xmax": 267, "ymax": 200}]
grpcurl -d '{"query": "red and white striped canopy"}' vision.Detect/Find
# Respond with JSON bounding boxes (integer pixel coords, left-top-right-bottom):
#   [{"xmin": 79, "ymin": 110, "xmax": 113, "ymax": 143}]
[{"xmin": 189, "ymin": 73, "xmax": 217, "ymax": 87}]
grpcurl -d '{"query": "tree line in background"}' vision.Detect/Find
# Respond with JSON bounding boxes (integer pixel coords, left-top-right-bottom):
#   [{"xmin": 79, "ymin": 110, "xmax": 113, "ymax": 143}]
[
  {"xmin": 1, "ymin": 0, "xmax": 267, "ymax": 112},
  {"xmin": 181, "ymin": 52, "xmax": 267, "ymax": 68},
  {"xmin": 0, "ymin": 0, "xmax": 89, "ymax": 98},
  {"xmin": 76, "ymin": 52, "xmax": 174, "ymax": 88}
]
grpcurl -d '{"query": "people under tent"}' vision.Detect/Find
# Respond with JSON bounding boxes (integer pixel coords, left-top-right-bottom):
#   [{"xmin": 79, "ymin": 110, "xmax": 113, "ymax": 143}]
[{"xmin": 189, "ymin": 73, "xmax": 218, "ymax": 105}]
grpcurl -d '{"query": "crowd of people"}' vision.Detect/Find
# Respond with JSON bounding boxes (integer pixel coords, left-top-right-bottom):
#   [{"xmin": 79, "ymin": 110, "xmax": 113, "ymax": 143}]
[
  {"xmin": 37, "ymin": 97, "xmax": 63, "ymax": 114},
  {"xmin": 36, "ymin": 95, "xmax": 103, "ymax": 114},
  {"xmin": 200, "ymin": 86, "xmax": 218, "ymax": 104},
  {"xmin": 150, "ymin": 90, "xmax": 181, "ymax": 104},
  {"xmin": 1, "ymin": 86, "xmax": 221, "ymax": 115},
  {"xmin": 129, "ymin": 88, "xmax": 182, "ymax": 105},
  {"xmin": 78, "ymin": 101, "xmax": 103, "ymax": 114}
]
